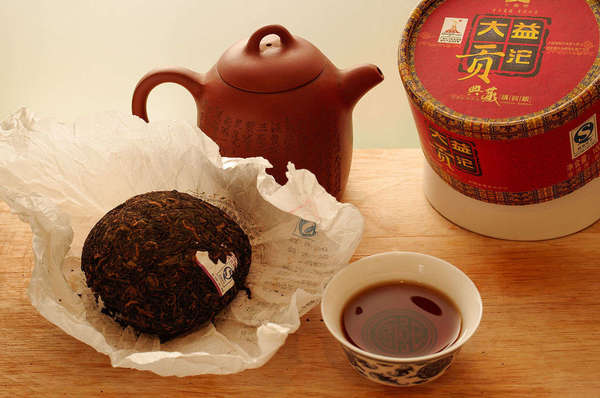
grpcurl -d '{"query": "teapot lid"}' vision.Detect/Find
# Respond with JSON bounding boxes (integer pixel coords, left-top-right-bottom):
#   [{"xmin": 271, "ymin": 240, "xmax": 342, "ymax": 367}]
[{"xmin": 217, "ymin": 25, "xmax": 325, "ymax": 93}]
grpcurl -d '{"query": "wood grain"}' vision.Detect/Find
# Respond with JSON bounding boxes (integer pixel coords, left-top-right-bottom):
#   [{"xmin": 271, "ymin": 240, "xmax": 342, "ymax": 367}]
[{"xmin": 1, "ymin": 149, "xmax": 599, "ymax": 397}]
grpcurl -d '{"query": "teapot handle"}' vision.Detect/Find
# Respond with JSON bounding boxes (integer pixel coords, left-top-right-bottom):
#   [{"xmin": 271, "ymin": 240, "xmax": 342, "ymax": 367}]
[
  {"xmin": 132, "ymin": 67, "xmax": 204, "ymax": 123},
  {"xmin": 245, "ymin": 24, "xmax": 296, "ymax": 55}
]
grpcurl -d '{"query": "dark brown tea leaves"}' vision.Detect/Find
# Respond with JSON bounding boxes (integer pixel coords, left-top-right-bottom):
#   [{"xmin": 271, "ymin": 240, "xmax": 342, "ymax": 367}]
[{"xmin": 81, "ymin": 190, "xmax": 252, "ymax": 342}]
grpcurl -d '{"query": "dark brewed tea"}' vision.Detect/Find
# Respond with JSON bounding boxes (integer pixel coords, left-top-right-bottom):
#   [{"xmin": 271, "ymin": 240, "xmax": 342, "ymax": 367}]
[{"xmin": 342, "ymin": 281, "xmax": 461, "ymax": 358}]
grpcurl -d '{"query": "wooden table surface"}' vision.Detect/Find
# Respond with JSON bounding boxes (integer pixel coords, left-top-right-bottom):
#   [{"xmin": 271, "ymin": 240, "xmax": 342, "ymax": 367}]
[{"xmin": 1, "ymin": 149, "xmax": 599, "ymax": 397}]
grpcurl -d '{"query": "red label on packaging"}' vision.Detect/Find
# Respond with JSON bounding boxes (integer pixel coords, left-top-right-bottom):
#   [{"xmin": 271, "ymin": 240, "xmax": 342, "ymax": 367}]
[
  {"xmin": 411, "ymin": 101, "xmax": 600, "ymax": 205},
  {"xmin": 414, "ymin": 0, "xmax": 598, "ymax": 119}
]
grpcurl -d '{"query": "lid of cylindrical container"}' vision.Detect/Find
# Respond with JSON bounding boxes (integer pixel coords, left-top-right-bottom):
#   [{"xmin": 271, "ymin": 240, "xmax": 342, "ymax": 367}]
[{"xmin": 399, "ymin": 0, "xmax": 600, "ymax": 139}]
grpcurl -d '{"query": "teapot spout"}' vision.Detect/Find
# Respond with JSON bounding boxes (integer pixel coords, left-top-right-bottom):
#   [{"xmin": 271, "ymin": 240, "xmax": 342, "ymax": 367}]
[{"xmin": 340, "ymin": 64, "xmax": 384, "ymax": 107}]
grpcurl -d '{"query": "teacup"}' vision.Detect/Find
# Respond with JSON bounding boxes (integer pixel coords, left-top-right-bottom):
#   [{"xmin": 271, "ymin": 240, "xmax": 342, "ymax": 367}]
[{"xmin": 321, "ymin": 251, "xmax": 482, "ymax": 387}]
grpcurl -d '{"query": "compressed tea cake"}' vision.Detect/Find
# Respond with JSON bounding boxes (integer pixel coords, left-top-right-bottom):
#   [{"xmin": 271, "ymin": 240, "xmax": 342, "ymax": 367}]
[{"xmin": 81, "ymin": 190, "xmax": 252, "ymax": 341}]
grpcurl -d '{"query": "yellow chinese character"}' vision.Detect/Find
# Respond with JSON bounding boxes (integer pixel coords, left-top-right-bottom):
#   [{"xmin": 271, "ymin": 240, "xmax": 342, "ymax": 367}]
[
  {"xmin": 456, "ymin": 45, "xmax": 505, "ymax": 84},
  {"xmin": 477, "ymin": 21, "xmax": 508, "ymax": 37},
  {"xmin": 468, "ymin": 85, "xmax": 483, "ymax": 95},
  {"xmin": 482, "ymin": 87, "xmax": 500, "ymax": 106},
  {"xmin": 512, "ymin": 22, "xmax": 540, "ymax": 40},
  {"xmin": 456, "ymin": 157, "xmax": 475, "ymax": 169},
  {"xmin": 437, "ymin": 152, "xmax": 454, "ymax": 168},
  {"xmin": 451, "ymin": 140, "xmax": 473, "ymax": 155},
  {"xmin": 506, "ymin": 48, "xmax": 533, "ymax": 64},
  {"xmin": 433, "ymin": 144, "xmax": 454, "ymax": 168},
  {"xmin": 430, "ymin": 130, "xmax": 448, "ymax": 146},
  {"xmin": 506, "ymin": 0, "xmax": 529, "ymax": 3}
]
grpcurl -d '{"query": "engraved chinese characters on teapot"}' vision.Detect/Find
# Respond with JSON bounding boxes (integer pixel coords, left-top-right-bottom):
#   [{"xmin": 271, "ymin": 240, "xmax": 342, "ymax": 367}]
[{"xmin": 132, "ymin": 24, "xmax": 383, "ymax": 198}]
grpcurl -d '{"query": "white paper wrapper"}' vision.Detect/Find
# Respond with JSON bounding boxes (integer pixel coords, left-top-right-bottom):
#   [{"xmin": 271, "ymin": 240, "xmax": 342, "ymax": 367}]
[{"xmin": 0, "ymin": 108, "xmax": 363, "ymax": 376}]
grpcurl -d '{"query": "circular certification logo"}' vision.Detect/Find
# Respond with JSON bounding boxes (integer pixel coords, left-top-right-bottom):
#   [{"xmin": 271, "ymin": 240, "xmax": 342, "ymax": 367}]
[
  {"xmin": 222, "ymin": 266, "xmax": 234, "ymax": 280},
  {"xmin": 574, "ymin": 122, "xmax": 594, "ymax": 144},
  {"xmin": 298, "ymin": 219, "xmax": 317, "ymax": 238}
]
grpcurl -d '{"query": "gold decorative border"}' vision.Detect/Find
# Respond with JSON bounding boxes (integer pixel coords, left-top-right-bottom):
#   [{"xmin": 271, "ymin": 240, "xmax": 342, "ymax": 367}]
[{"xmin": 398, "ymin": 0, "xmax": 600, "ymax": 140}]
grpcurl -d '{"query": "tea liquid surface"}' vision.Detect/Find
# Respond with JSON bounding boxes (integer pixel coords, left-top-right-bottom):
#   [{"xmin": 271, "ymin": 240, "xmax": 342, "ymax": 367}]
[{"xmin": 342, "ymin": 282, "xmax": 461, "ymax": 358}]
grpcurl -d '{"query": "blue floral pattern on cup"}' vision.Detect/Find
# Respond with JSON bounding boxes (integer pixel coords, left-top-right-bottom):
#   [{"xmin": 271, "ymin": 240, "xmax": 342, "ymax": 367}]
[{"xmin": 342, "ymin": 346, "xmax": 457, "ymax": 386}]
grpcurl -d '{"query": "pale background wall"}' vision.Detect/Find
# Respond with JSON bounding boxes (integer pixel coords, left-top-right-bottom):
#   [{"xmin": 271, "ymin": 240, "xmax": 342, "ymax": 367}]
[{"xmin": 0, "ymin": 0, "xmax": 422, "ymax": 148}]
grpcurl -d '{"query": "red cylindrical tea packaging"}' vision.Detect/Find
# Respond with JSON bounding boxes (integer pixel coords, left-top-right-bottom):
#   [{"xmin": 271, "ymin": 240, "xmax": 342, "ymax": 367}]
[{"xmin": 399, "ymin": 0, "xmax": 600, "ymax": 240}]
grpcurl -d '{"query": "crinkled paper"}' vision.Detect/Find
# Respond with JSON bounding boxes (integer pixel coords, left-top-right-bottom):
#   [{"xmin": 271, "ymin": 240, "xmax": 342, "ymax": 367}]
[{"xmin": 0, "ymin": 108, "xmax": 363, "ymax": 376}]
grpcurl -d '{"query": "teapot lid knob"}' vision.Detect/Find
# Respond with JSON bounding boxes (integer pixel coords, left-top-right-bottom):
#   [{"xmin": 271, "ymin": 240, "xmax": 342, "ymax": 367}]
[
  {"xmin": 217, "ymin": 24, "xmax": 325, "ymax": 93},
  {"xmin": 245, "ymin": 25, "xmax": 295, "ymax": 55}
]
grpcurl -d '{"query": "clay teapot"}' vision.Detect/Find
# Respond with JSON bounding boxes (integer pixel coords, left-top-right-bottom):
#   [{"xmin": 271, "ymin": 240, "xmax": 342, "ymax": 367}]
[{"xmin": 132, "ymin": 24, "xmax": 383, "ymax": 199}]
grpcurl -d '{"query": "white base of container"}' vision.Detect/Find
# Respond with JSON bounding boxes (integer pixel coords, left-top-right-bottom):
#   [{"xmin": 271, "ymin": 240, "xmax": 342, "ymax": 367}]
[{"xmin": 423, "ymin": 162, "xmax": 600, "ymax": 240}]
